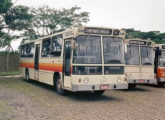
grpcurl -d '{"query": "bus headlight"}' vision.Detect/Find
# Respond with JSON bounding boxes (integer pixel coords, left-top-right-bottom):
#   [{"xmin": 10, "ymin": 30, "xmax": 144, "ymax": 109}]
[
  {"xmin": 101, "ymin": 77, "xmax": 106, "ymax": 83},
  {"xmin": 117, "ymin": 77, "xmax": 122, "ymax": 82},
  {"xmin": 83, "ymin": 77, "xmax": 89, "ymax": 83}
]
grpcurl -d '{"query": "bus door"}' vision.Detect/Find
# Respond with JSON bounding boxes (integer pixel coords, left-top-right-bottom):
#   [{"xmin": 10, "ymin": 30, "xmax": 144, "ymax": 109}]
[
  {"xmin": 34, "ymin": 44, "xmax": 40, "ymax": 81},
  {"xmin": 63, "ymin": 40, "xmax": 72, "ymax": 88}
]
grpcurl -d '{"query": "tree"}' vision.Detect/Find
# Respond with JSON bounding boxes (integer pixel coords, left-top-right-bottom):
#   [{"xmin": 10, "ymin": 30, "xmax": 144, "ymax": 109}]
[
  {"xmin": 0, "ymin": 5, "xmax": 33, "ymax": 48},
  {"xmin": 23, "ymin": 6, "xmax": 89, "ymax": 41},
  {"xmin": 0, "ymin": 1, "xmax": 33, "ymax": 73},
  {"xmin": 125, "ymin": 29, "xmax": 165, "ymax": 44},
  {"xmin": 0, "ymin": 0, "xmax": 12, "ymax": 14}
]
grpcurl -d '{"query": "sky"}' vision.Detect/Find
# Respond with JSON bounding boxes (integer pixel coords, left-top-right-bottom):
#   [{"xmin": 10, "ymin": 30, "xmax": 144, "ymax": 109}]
[{"xmin": 9, "ymin": 0, "xmax": 165, "ymax": 50}]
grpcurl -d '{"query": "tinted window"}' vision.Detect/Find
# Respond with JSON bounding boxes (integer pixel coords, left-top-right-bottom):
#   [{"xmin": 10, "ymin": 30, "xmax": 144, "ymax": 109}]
[
  {"xmin": 51, "ymin": 35, "xmax": 63, "ymax": 57},
  {"xmin": 125, "ymin": 45, "xmax": 140, "ymax": 65},
  {"xmin": 104, "ymin": 66, "xmax": 124, "ymax": 74},
  {"xmin": 141, "ymin": 47, "xmax": 154, "ymax": 65},
  {"xmin": 73, "ymin": 66, "xmax": 102, "ymax": 75},
  {"xmin": 73, "ymin": 35, "xmax": 101, "ymax": 64},
  {"xmin": 103, "ymin": 37, "xmax": 124, "ymax": 64},
  {"xmin": 21, "ymin": 43, "xmax": 34, "ymax": 58},
  {"xmin": 42, "ymin": 38, "xmax": 51, "ymax": 57}
]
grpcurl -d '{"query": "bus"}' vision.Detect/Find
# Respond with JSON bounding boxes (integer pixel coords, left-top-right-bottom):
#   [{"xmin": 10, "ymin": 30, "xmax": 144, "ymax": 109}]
[
  {"xmin": 154, "ymin": 44, "xmax": 165, "ymax": 86},
  {"xmin": 20, "ymin": 26, "xmax": 128, "ymax": 95},
  {"xmin": 124, "ymin": 39, "xmax": 156, "ymax": 88}
]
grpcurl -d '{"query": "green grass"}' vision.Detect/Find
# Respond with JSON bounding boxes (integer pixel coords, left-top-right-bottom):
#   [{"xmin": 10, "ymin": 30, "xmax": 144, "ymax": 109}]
[{"xmin": 0, "ymin": 71, "xmax": 20, "ymax": 76}]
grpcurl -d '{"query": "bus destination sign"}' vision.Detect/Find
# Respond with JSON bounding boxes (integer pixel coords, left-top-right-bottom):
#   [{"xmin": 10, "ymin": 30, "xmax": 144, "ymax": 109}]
[
  {"xmin": 129, "ymin": 40, "xmax": 147, "ymax": 45},
  {"xmin": 84, "ymin": 28, "xmax": 112, "ymax": 35}
]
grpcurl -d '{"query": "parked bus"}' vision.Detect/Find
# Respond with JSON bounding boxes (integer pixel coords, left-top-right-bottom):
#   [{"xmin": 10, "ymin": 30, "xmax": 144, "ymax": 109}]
[
  {"xmin": 154, "ymin": 44, "xmax": 165, "ymax": 86},
  {"xmin": 124, "ymin": 39, "xmax": 156, "ymax": 88},
  {"xmin": 20, "ymin": 26, "xmax": 128, "ymax": 95}
]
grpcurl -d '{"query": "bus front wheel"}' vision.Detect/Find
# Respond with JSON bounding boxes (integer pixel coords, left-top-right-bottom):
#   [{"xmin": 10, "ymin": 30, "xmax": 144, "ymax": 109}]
[{"xmin": 55, "ymin": 76, "xmax": 65, "ymax": 95}]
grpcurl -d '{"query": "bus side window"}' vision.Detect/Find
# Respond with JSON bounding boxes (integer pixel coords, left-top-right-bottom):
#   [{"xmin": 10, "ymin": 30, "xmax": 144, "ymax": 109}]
[
  {"xmin": 42, "ymin": 38, "xmax": 51, "ymax": 57},
  {"xmin": 21, "ymin": 43, "xmax": 34, "ymax": 58},
  {"xmin": 21, "ymin": 45, "xmax": 26, "ymax": 57},
  {"xmin": 29, "ymin": 43, "xmax": 34, "ymax": 57},
  {"xmin": 51, "ymin": 35, "xmax": 63, "ymax": 57}
]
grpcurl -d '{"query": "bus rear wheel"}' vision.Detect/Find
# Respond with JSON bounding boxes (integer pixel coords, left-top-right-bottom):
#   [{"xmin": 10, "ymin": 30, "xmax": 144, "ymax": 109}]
[
  {"xmin": 55, "ymin": 76, "xmax": 65, "ymax": 95},
  {"xmin": 157, "ymin": 83, "xmax": 164, "ymax": 87},
  {"xmin": 93, "ymin": 90, "xmax": 105, "ymax": 95}
]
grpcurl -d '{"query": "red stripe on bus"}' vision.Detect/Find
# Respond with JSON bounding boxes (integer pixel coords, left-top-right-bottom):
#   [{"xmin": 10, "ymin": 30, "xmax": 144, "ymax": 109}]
[
  {"xmin": 20, "ymin": 62, "xmax": 34, "ymax": 69},
  {"xmin": 20, "ymin": 62, "xmax": 63, "ymax": 72},
  {"xmin": 39, "ymin": 63, "xmax": 63, "ymax": 72}
]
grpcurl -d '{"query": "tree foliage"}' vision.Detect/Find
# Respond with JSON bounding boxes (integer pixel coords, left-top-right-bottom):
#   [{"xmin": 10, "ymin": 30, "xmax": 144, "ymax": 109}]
[
  {"xmin": 125, "ymin": 29, "xmax": 165, "ymax": 44},
  {"xmin": 0, "ymin": 0, "xmax": 12, "ymax": 14},
  {"xmin": 22, "ymin": 6, "xmax": 89, "ymax": 41},
  {"xmin": 0, "ymin": 2, "xmax": 33, "ymax": 48}
]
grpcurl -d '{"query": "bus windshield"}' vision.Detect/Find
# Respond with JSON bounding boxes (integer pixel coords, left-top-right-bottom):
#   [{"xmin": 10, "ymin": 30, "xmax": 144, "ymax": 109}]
[
  {"xmin": 159, "ymin": 50, "xmax": 165, "ymax": 67},
  {"xmin": 141, "ymin": 46, "xmax": 154, "ymax": 65},
  {"xmin": 125, "ymin": 45, "xmax": 140, "ymax": 65},
  {"xmin": 73, "ymin": 35, "xmax": 101, "ymax": 64},
  {"xmin": 103, "ymin": 37, "xmax": 124, "ymax": 64}
]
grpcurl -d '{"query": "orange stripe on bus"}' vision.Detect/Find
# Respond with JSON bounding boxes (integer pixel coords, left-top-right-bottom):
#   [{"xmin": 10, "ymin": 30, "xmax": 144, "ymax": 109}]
[
  {"xmin": 20, "ymin": 62, "xmax": 34, "ymax": 69},
  {"xmin": 20, "ymin": 62, "xmax": 63, "ymax": 72},
  {"xmin": 157, "ymin": 68, "xmax": 165, "ymax": 79}
]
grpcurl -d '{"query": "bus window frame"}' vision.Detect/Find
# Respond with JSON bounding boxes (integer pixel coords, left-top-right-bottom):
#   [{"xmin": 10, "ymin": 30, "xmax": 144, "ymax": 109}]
[
  {"xmin": 21, "ymin": 42, "xmax": 35, "ymax": 58},
  {"xmin": 50, "ymin": 34, "xmax": 63, "ymax": 58},
  {"xmin": 72, "ymin": 35, "xmax": 102, "ymax": 64},
  {"xmin": 41, "ymin": 37, "xmax": 52, "ymax": 58}
]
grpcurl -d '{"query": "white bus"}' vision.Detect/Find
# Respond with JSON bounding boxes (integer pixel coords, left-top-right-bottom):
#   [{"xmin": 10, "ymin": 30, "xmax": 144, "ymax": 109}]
[
  {"xmin": 124, "ymin": 39, "xmax": 156, "ymax": 88},
  {"xmin": 20, "ymin": 26, "xmax": 128, "ymax": 95}
]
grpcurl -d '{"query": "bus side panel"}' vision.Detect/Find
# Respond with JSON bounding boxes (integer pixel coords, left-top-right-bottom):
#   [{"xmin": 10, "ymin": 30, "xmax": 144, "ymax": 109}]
[
  {"xmin": 39, "ymin": 70, "xmax": 54, "ymax": 85},
  {"xmin": 29, "ymin": 68, "xmax": 35, "ymax": 80}
]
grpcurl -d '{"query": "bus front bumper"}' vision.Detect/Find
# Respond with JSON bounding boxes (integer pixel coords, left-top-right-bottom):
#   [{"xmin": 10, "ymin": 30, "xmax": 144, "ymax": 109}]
[
  {"xmin": 127, "ymin": 79, "xmax": 156, "ymax": 84},
  {"xmin": 158, "ymin": 78, "xmax": 165, "ymax": 83},
  {"xmin": 71, "ymin": 83, "xmax": 128, "ymax": 92}
]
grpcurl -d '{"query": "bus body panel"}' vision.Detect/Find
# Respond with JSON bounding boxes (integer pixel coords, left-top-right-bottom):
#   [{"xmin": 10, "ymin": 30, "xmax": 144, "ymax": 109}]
[
  {"xmin": 125, "ymin": 66, "xmax": 156, "ymax": 84},
  {"xmin": 124, "ymin": 39, "xmax": 156, "ymax": 85}
]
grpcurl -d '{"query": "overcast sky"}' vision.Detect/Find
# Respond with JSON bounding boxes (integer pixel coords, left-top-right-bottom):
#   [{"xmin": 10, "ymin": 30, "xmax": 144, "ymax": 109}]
[{"xmin": 10, "ymin": 0, "xmax": 165, "ymax": 50}]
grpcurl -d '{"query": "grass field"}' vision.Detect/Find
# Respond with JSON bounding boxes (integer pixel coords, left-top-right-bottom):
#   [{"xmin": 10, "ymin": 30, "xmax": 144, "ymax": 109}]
[{"xmin": 0, "ymin": 71, "xmax": 20, "ymax": 76}]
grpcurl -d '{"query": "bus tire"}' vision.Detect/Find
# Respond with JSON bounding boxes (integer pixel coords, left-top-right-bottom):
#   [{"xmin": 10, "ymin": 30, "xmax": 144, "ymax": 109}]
[
  {"xmin": 55, "ymin": 76, "xmax": 65, "ymax": 95},
  {"xmin": 93, "ymin": 90, "xmax": 105, "ymax": 95},
  {"xmin": 128, "ymin": 84, "xmax": 136, "ymax": 89},
  {"xmin": 25, "ymin": 69, "xmax": 30, "ymax": 82},
  {"xmin": 157, "ymin": 83, "xmax": 164, "ymax": 87}
]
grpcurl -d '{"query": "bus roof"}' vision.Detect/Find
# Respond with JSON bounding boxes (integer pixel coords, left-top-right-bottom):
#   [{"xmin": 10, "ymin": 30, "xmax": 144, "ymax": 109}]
[
  {"xmin": 21, "ymin": 26, "xmax": 125, "ymax": 45},
  {"xmin": 124, "ymin": 38, "xmax": 155, "ymax": 46}
]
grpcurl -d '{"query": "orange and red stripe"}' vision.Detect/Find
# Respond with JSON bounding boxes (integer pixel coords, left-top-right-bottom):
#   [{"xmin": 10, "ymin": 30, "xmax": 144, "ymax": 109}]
[{"xmin": 20, "ymin": 62, "xmax": 63, "ymax": 72}]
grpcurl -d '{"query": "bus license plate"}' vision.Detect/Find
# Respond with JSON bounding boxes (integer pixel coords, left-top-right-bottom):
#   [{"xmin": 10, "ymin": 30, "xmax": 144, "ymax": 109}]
[
  {"xmin": 139, "ymin": 79, "xmax": 145, "ymax": 83},
  {"xmin": 100, "ymin": 85, "xmax": 109, "ymax": 90}
]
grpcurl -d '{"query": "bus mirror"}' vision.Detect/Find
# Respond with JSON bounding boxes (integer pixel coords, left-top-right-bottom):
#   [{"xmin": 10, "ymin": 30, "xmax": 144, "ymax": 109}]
[{"xmin": 124, "ymin": 44, "xmax": 127, "ymax": 53}]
